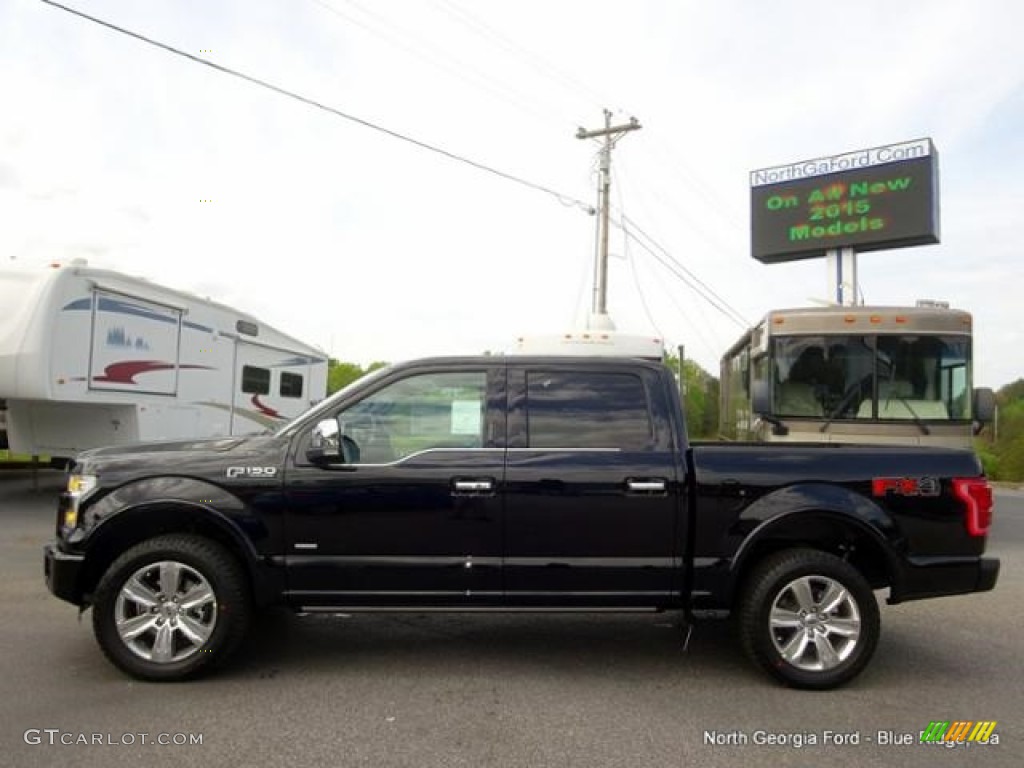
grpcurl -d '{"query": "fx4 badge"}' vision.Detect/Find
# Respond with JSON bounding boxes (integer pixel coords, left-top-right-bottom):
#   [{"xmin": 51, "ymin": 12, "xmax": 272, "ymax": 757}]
[
  {"xmin": 872, "ymin": 476, "xmax": 940, "ymax": 497},
  {"xmin": 226, "ymin": 466, "xmax": 278, "ymax": 479}
]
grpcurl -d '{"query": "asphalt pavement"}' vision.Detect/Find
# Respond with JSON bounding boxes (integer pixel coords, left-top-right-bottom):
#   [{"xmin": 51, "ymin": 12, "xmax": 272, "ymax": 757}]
[{"xmin": 1, "ymin": 470, "xmax": 1020, "ymax": 768}]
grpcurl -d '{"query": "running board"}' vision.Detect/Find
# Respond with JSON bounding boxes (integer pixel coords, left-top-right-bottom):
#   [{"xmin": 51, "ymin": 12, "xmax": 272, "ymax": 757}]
[{"xmin": 297, "ymin": 605, "xmax": 661, "ymax": 614}]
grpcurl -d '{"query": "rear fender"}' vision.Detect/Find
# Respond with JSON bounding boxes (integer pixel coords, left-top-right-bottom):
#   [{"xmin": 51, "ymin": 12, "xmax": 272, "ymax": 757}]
[{"xmin": 729, "ymin": 482, "xmax": 902, "ymax": 594}]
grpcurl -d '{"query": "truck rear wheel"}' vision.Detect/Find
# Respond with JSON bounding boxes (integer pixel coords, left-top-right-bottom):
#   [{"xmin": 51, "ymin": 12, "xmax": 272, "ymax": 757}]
[
  {"xmin": 738, "ymin": 548, "xmax": 879, "ymax": 689},
  {"xmin": 92, "ymin": 534, "xmax": 251, "ymax": 681}
]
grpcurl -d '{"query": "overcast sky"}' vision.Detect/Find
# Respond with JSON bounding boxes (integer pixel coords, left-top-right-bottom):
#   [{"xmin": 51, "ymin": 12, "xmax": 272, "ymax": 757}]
[{"xmin": 2, "ymin": 0, "xmax": 1021, "ymax": 387}]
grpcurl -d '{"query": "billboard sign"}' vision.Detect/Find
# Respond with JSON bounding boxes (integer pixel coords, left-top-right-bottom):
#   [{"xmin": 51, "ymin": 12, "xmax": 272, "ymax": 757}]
[{"xmin": 750, "ymin": 139, "xmax": 939, "ymax": 264}]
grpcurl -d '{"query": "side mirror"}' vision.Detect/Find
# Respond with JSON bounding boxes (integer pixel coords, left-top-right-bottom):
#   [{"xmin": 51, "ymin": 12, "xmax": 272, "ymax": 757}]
[
  {"xmin": 751, "ymin": 379, "xmax": 771, "ymax": 416},
  {"xmin": 973, "ymin": 387, "xmax": 995, "ymax": 423},
  {"xmin": 307, "ymin": 419, "xmax": 341, "ymax": 464},
  {"xmin": 307, "ymin": 419, "xmax": 361, "ymax": 465},
  {"xmin": 750, "ymin": 379, "xmax": 788, "ymax": 437}
]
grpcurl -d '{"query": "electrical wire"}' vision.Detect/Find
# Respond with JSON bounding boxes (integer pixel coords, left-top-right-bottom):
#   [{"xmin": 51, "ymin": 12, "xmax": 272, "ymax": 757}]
[
  {"xmin": 571, "ymin": 240, "xmax": 592, "ymax": 327},
  {"xmin": 638, "ymin": 243, "xmax": 723, "ymax": 364},
  {"xmin": 656, "ymin": 273, "xmax": 722, "ymax": 365},
  {"xmin": 610, "ymin": 156, "xmax": 749, "ymax": 327},
  {"xmin": 616, "ymin": 219, "xmax": 748, "ymax": 329},
  {"xmin": 311, "ymin": 0, "xmax": 565, "ymax": 130},
  {"xmin": 621, "ymin": 216, "xmax": 664, "ymax": 339},
  {"xmin": 610, "ymin": 159, "xmax": 724, "ymax": 350},
  {"xmin": 613, "ymin": 173, "xmax": 662, "ymax": 337},
  {"xmin": 615, "ymin": 152, "xmax": 747, "ymax": 278},
  {"xmin": 431, "ymin": 0, "xmax": 612, "ymax": 120},
  {"xmin": 639, "ymin": 130, "xmax": 741, "ymax": 231},
  {"xmin": 617, "ymin": 213, "xmax": 749, "ymax": 328},
  {"xmin": 37, "ymin": 0, "xmax": 595, "ymax": 215}
]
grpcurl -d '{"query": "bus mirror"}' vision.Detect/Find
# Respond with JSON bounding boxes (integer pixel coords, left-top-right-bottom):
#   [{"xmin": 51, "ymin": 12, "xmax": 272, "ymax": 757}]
[
  {"xmin": 973, "ymin": 387, "xmax": 995, "ymax": 423},
  {"xmin": 751, "ymin": 379, "xmax": 788, "ymax": 436},
  {"xmin": 751, "ymin": 380, "xmax": 771, "ymax": 416}
]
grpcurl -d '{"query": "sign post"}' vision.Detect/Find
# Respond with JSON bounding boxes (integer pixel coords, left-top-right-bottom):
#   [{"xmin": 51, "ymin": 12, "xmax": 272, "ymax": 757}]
[{"xmin": 826, "ymin": 246, "xmax": 858, "ymax": 306}]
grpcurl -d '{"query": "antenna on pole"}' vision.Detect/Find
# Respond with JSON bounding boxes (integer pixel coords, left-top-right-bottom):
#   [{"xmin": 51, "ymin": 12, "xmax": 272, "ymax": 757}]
[{"xmin": 577, "ymin": 110, "xmax": 642, "ymax": 329}]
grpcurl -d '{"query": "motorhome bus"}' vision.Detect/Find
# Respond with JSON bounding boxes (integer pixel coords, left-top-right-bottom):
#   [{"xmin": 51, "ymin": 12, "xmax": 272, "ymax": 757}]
[{"xmin": 719, "ymin": 304, "xmax": 993, "ymax": 448}]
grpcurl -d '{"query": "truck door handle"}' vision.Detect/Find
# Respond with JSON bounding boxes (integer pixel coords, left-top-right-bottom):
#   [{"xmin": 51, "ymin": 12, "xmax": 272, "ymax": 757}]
[
  {"xmin": 626, "ymin": 479, "xmax": 667, "ymax": 494},
  {"xmin": 452, "ymin": 478, "xmax": 495, "ymax": 495}
]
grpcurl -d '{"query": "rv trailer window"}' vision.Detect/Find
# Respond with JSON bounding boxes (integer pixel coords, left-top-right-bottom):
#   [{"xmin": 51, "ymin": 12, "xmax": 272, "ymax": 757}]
[
  {"xmin": 236, "ymin": 320, "xmax": 259, "ymax": 337},
  {"xmin": 242, "ymin": 365, "xmax": 270, "ymax": 395},
  {"xmin": 280, "ymin": 372, "xmax": 304, "ymax": 398}
]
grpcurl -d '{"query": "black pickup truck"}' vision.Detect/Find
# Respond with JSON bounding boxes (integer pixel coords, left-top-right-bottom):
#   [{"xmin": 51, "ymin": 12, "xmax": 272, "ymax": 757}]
[{"xmin": 44, "ymin": 356, "xmax": 999, "ymax": 688}]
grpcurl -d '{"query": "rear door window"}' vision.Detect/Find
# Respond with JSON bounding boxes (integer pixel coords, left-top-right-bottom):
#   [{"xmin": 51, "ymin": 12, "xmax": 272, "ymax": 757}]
[{"xmin": 526, "ymin": 371, "xmax": 653, "ymax": 449}]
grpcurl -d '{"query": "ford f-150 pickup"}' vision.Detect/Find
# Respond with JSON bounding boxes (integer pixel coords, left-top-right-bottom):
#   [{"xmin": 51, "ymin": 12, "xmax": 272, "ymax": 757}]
[{"xmin": 44, "ymin": 356, "xmax": 999, "ymax": 688}]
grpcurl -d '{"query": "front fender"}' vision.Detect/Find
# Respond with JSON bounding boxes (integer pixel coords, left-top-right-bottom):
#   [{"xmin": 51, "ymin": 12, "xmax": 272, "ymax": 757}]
[
  {"xmin": 66, "ymin": 477, "xmax": 275, "ymax": 603},
  {"xmin": 71, "ymin": 476, "xmax": 264, "ymax": 553}
]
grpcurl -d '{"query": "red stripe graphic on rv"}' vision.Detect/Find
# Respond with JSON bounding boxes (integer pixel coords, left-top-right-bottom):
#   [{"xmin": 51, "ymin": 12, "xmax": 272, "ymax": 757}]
[
  {"xmin": 251, "ymin": 395, "xmax": 282, "ymax": 419},
  {"xmin": 91, "ymin": 361, "xmax": 211, "ymax": 384}
]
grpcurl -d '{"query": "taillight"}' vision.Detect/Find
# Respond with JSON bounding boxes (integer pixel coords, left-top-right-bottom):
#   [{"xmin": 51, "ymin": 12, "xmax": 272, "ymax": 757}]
[{"xmin": 952, "ymin": 478, "xmax": 993, "ymax": 537}]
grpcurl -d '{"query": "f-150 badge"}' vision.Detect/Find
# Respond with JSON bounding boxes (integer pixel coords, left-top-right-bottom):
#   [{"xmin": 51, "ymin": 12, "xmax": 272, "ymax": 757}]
[{"xmin": 226, "ymin": 467, "xmax": 278, "ymax": 478}]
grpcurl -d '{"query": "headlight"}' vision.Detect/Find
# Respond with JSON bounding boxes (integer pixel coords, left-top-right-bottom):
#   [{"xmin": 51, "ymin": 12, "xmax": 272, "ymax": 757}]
[
  {"xmin": 67, "ymin": 474, "xmax": 97, "ymax": 495},
  {"xmin": 64, "ymin": 474, "xmax": 97, "ymax": 528}
]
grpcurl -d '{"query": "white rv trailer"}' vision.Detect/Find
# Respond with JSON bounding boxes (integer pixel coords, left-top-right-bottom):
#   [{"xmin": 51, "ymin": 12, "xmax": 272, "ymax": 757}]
[{"xmin": 0, "ymin": 261, "xmax": 327, "ymax": 458}]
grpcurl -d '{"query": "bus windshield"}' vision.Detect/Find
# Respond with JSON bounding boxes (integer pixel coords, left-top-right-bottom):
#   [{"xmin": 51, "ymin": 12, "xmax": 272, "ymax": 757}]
[{"xmin": 772, "ymin": 335, "xmax": 971, "ymax": 421}]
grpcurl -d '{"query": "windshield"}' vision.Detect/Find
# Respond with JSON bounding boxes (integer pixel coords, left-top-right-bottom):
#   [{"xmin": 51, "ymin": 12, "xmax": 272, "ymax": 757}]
[{"xmin": 772, "ymin": 334, "xmax": 971, "ymax": 421}]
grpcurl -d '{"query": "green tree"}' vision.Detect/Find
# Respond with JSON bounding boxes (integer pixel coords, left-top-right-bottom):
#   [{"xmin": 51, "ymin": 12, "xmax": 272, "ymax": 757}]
[
  {"xmin": 975, "ymin": 379, "xmax": 1024, "ymax": 481},
  {"xmin": 997, "ymin": 378, "xmax": 1024, "ymax": 403},
  {"xmin": 664, "ymin": 354, "xmax": 720, "ymax": 440},
  {"xmin": 326, "ymin": 359, "xmax": 389, "ymax": 395}
]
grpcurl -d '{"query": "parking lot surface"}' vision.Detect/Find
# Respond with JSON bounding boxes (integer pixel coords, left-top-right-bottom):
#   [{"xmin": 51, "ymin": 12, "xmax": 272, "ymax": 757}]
[{"xmin": 2, "ymin": 470, "xmax": 1020, "ymax": 767}]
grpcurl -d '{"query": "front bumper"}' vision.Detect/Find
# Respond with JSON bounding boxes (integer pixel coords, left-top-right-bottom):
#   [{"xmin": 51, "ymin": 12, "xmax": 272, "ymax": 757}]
[
  {"xmin": 44, "ymin": 543, "xmax": 86, "ymax": 606},
  {"xmin": 888, "ymin": 555, "xmax": 999, "ymax": 604}
]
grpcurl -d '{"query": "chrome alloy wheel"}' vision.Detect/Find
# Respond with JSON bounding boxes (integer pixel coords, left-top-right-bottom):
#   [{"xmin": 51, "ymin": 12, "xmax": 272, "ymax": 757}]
[
  {"xmin": 768, "ymin": 574, "xmax": 862, "ymax": 672},
  {"xmin": 114, "ymin": 560, "xmax": 218, "ymax": 663}
]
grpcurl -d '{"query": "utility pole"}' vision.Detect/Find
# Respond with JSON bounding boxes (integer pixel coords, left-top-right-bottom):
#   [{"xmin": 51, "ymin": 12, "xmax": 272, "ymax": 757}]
[{"xmin": 577, "ymin": 110, "xmax": 641, "ymax": 328}]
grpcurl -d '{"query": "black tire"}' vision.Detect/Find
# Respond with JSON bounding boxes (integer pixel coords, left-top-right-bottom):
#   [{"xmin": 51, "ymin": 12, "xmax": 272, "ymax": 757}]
[
  {"xmin": 92, "ymin": 534, "xmax": 251, "ymax": 681},
  {"xmin": 738, "ymin": 548, "xmax": 879, "ymax": 690}
]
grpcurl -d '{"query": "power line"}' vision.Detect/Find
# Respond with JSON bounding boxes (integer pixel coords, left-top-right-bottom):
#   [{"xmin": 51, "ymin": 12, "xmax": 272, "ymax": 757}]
[
  {"xmin": 624, "ymin": 225, "xmax": 739, "ymax": 335},
  {"xmin": 431, "ymin": 0, "xmax": 612, "ymax": 119},
  {"xmin": 617, "ymin": 212, "xmax": 749, "ymax": 328},
  {"xmin": 614, "ymin": 174, "xmax": 662, "ymax": 338},
  {"xmin": 616, "ymin": 218, "xmax": 748, "ymax": 329},
  {"xmin": 621, "ymin": 218, "xmax": 664, "ymax": 339},
  {"xmin": 310, "ymin": 0, "xmax": 565, "ymax": 130},
  {"xmin": 639, "ymin": 129, "xmax": 743, "ymax": 232},
  {"xmin": 612, "ymin": 155, "xmax": 746, "ymax": 312},
  {"xmin": 615, "ymin": 152, "xmax": 746, "ymax": 275},
  {"xmin": 37, "ymin": 0, "xmax": 595, "ymax": 215},
  {"xmin": 644, "ymin": 255, "xmax": 722, "ymax": 365},
  {"xmin": 611, "ymin": 158, "xmax": 740, "ymax": 348}
]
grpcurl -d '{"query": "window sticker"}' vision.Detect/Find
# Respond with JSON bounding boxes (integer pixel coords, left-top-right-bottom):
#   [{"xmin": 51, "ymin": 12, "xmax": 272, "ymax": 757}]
[{"xmin": 450, "ymin": 400, "xmax": 482, "ymax": 435}]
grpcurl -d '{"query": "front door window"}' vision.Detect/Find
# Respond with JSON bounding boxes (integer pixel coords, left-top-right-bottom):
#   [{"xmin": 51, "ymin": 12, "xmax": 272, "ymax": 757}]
[{"xmin": 339, "ymin": 371, "xmax": 487, "ymax": 463}]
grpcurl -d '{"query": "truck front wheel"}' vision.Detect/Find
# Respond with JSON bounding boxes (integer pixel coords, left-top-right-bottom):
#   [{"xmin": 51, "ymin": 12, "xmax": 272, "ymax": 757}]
[
  {"xmin": 92, "ymin": 534, "xmax": 251, "ymax": 681},
  {"xmin": 738, "ymin": 549, "xmax": 880, "ymax": 689}
]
